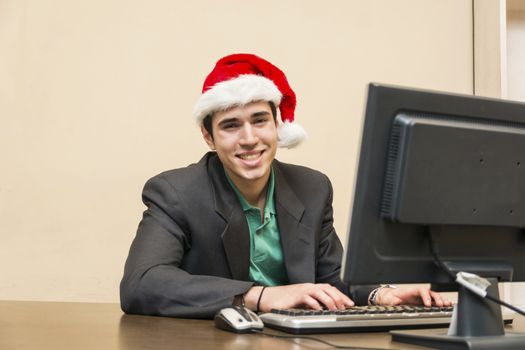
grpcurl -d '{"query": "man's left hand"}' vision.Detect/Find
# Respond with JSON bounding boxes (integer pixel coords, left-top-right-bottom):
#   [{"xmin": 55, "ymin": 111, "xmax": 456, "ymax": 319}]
[{"xmin": 376, "ymin": 286, "xmax": 452, "ymax": 307}]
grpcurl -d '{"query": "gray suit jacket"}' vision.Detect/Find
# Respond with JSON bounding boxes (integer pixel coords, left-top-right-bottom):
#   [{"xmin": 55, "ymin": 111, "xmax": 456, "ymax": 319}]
[{"xmin": 120, "ymin": 152, "xmax": 374, "ymax": 318}]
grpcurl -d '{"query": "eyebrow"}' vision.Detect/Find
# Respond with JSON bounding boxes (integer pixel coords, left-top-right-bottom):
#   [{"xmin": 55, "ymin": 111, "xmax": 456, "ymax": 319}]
[{"xmin": 251, "ymin": 111, "xmax": 271, "ymax": 118}]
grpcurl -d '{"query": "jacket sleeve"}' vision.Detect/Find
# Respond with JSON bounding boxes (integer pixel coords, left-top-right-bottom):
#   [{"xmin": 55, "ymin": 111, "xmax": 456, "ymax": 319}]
[
  {"xmin": 120, "ymin": 175, "xmax": 253, "ymax": 319},
  {"xmin": 314, "ymin": 175, "xmax": 377, "ymax": 306}
]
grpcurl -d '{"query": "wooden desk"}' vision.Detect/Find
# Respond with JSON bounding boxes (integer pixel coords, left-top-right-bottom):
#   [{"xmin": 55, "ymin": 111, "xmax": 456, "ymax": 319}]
[{"xmin": 1, "ymin": 300, "xmax": 523, "ymax": 350}]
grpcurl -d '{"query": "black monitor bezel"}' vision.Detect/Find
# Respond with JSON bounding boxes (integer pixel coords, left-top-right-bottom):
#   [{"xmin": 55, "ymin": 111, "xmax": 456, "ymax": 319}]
[{"xmin": 342, "ymin": 83, "xmax": 525, "ymax": 286}]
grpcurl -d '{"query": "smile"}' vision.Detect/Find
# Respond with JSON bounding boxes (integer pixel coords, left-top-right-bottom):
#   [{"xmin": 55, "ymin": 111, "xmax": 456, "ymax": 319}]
[{"xmin": 237, "ymin": 151, "xmax": 264, "ymax": 161}]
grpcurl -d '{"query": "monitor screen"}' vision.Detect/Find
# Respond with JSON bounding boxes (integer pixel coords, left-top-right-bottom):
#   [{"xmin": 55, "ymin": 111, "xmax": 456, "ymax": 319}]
[{"xmin": 342, "ymin": 83, "xmax": 525, "ymax": 349}]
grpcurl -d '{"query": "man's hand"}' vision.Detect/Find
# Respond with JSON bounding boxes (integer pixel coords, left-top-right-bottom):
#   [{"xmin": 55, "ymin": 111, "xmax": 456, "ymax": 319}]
[
  {"xmin": 244, "ymin": 283, "xmax": 354, "ymax": 313},
  {"xmin": 376, "ymin": 286, "xmax": 452, "ymax": 307}
]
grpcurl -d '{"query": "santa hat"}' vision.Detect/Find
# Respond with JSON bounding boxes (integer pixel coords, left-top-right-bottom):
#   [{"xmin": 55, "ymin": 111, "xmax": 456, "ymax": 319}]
[{"xmin": 193, "ymin": 53, "xmax": 307, "ymax": 148}]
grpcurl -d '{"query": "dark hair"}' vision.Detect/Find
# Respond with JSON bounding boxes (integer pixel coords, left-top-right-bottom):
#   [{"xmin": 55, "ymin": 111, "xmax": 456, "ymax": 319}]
[{"xmin": 202, "ymin": 101, "xmax": 277, "ymax": 139}]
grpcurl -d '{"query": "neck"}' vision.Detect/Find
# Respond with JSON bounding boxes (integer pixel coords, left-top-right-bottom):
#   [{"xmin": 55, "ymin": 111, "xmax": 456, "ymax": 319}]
[{"xmin": 228, "ymin": 172, "xmax": 270, "ymax": 210}]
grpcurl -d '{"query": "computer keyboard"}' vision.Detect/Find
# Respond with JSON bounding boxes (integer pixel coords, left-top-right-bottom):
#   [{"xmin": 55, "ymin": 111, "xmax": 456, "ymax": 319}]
[{"xmin": 259, "ymin": 305, "xmax": 514, "ymax": 334}]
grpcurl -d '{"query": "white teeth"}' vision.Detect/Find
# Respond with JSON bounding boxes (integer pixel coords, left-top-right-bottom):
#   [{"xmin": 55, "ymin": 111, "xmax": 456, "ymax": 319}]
[{"xmin": 239, "ymin": 153, "xmax": 260, "ymax": 160}]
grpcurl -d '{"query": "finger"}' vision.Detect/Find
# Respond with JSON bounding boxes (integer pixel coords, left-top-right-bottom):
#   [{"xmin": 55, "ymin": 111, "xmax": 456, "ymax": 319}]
[
  {"xmin": 431, "ymin": 291, "xmax": 452, "ymax": 307},
  {"xmin": 302, "ymin": 295, "xmax": 323, "ymax": 310},
  {"xmin": 330, "ymin": 286, "xmax": 354, "ymax": 308},
  {"xmin": 437, "ymin": 292, "xmax": 452, "ymax": 306},
  {"xmin": 323, "ymin": 286, "xmax": 354, "ymax": 309},
  {"xmin": 312, "ymin": 289, "xmax": 337, "ymax": 310},
  {"xmin": 429, "ymin": 291, "xmax": 444, "ymax": 307},
  {"xmin": 343, "ymin": 294, "xmax": 355, "ymax": 308},
  {"xmin": 418, "ymin": 288, "xmax": 433, "ymax": 306}
]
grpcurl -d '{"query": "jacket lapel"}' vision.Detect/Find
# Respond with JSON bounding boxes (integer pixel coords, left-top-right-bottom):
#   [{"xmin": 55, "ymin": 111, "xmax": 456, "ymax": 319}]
[
  {"xmin": 207, "ymin": 153, "xmax": 251, "ymax": 281},
  {"xmin": 273, "ymin": 162, "xmax": 316, "ymax": 284}
]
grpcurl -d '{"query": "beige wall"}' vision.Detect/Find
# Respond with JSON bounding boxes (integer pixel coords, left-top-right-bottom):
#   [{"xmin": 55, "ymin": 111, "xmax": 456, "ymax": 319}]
[
  {"xmin": 0, "ymin": 0, "xmax": 473, "ymax": 302},
  {"xmin": 507, "ymin": 0, "xmax": 525, "ymax": 101}
]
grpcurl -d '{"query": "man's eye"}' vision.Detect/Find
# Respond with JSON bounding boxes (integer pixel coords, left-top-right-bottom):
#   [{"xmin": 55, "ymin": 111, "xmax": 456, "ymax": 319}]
[
  {"xmin": 222, "ymin": 123, "xmax": 238, "ymax": 129},
  {"xmin": 254, "ymin": 118, "xmax": 267, "ymax": 124}
]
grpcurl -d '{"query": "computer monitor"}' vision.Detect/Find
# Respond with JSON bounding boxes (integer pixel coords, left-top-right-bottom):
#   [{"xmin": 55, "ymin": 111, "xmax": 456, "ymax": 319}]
[{"xmin": 342, "ymin": 83, "xmax": 525, "ymax": 349}]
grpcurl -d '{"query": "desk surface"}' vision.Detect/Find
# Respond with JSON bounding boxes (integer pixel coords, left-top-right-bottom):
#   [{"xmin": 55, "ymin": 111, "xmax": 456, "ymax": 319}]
[{"xmin": 1, "ymin": 300, "xmax": 523, "ymax": 350}]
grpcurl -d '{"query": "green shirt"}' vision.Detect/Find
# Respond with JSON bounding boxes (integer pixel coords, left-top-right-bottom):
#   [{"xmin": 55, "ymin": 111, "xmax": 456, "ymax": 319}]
[{"xmin": 226, "ymin": 168, "xmax": 289, "ymax": 286}]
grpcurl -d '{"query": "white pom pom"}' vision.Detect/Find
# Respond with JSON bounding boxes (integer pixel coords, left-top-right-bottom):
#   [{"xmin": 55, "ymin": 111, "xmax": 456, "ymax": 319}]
[{"xmin": 277, "ymin": 121, "xmax": 308, "ymax": 148}]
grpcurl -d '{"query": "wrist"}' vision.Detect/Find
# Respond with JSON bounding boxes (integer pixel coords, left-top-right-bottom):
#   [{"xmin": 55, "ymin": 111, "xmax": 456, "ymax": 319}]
[
  {"xmin": 368, "ymin": 285, "xmax": 397, "ymax": 305},
  {"xmin": 244, "ymin": 286, "xmax": 264, "ymax": 311}
]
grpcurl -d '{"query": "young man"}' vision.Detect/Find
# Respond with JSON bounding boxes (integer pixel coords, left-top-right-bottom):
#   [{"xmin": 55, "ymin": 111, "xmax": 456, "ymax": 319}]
[{"xmin": 120, "ymin": 54, "xmax": 449, "ymax": 318}]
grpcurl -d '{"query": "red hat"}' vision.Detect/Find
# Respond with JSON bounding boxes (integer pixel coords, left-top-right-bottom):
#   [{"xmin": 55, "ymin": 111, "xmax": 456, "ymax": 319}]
[{"xmin": 193, "ymin": 53, "xmax": 307, "ymax": 148}]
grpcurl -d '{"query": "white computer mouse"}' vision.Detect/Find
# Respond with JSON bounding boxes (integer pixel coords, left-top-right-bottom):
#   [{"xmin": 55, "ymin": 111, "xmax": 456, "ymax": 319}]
[{"xmin": 214, "ymin": 306, "xmax": 264, "ymax": 333}]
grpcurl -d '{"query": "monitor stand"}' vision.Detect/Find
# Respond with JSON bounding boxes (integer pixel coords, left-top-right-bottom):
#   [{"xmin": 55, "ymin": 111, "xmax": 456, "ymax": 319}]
[{"xmin": 390, "ymin": 278, "xmax": 525, "ymax": 350}]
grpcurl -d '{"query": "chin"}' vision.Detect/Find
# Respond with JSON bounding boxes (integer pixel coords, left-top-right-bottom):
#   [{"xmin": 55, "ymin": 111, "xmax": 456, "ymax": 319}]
[
  {"xmin": 240, "ymin": 171, "xmax": 266, "ymax": 181},
  {"xmin": 240, "ymin": 166, "xmax": 271, "ymax": 180}
]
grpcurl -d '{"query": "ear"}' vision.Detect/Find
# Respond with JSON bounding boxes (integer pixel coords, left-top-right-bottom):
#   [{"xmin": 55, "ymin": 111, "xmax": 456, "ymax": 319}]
[{"xmin": 201, "ymin": 124, "xmax": 215, "ymax": 150}]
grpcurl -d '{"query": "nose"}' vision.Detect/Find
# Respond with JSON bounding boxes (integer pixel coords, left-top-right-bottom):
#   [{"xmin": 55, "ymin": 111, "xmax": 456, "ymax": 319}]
[{"xmin": 239, "ymin": 123, "xmax": 259, "ymax": 146}]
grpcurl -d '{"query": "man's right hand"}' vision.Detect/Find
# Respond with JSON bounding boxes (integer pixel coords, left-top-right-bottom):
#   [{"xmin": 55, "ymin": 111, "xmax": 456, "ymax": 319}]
[{"xmin": 244, "ymin": 283, "xmax": 354, "ymax": 313}]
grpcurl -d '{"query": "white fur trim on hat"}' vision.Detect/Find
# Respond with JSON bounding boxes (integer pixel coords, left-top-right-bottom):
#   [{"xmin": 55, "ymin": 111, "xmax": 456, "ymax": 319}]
[
  {"xmin": 277, "ymin": 121, "xmax": 308, "ymax": 148},
  {"xmin": 193, "ymin": 74, "xmax": 282, "ymax": 123}
]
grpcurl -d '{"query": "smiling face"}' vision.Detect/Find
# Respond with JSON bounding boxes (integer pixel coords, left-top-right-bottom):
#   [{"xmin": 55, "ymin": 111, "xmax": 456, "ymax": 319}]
[{"xmin": 201, "ymin": 101, "xmax": 278, "ymax": 194}]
